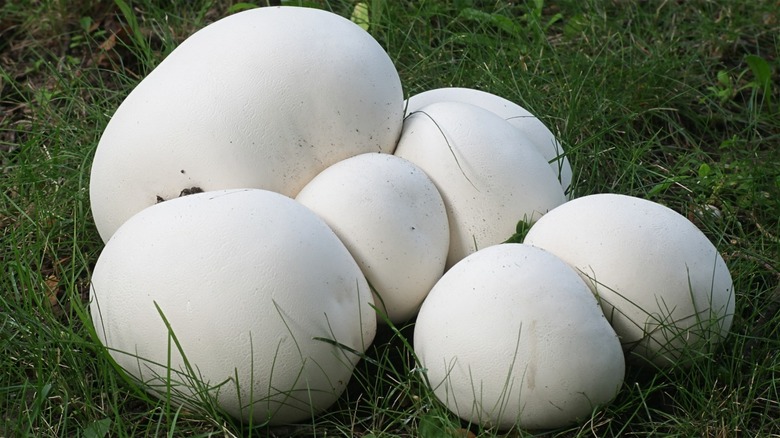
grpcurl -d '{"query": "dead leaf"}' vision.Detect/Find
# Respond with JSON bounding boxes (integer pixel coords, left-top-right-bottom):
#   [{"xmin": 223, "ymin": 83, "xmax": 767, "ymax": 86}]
[
  {"xmin": 99, "ymin": 32, "xmax": 117, "ymax": 52},
  {"xmin": 44, "ymin": 274, "xmax": 61, "ymax": 308},
  {"xmin": 451, "ymin": 428, "xmax": 476, "ymax": 438}
]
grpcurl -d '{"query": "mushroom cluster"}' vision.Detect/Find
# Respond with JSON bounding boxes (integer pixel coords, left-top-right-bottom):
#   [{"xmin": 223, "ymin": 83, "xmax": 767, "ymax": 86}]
[
  {"xmin": 88, "ymin": 5, "xmax": 735, "ymax": 432},
  {"xmin": 89, "ymin": 6, "xmax": 401, "ymax": 425}
]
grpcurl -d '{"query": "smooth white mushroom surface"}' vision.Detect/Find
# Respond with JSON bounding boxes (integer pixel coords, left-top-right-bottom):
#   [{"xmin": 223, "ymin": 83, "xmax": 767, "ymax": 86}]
[
  {"xmin": 523, "ymin": 193, "xmax": 735, "ymax": 367},
  {"xmin": 90, "ymin": 6, "xmax": 404, "ymax": 242},
  {"xmin": 296, "ymin": 153, "xmax": 450, "ymax": 324},
  {"xmin": 90, "ymin": 189, "xmax": 377, "ymax": 424},
  {"xmin": 414, "ymin": 243, "xmax": 625, "ymax": 430},
  {"xmin": 404, "ymin": 87, "xmax": 573, "ymax": 197},
  {"xmin": 394, "ymin": 101, "xmax": 566, "ymax": 268}
]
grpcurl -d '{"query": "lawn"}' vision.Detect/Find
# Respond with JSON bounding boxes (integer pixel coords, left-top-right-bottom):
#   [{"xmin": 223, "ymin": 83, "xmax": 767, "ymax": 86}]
[{"xmin": 1, "ymin": 0, "xmax": 779, "ymax": 436}]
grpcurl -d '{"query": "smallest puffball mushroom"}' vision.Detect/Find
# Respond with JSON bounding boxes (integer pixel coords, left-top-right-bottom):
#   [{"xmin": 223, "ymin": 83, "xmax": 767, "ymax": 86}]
[
  {"xmin": 414, "ymin": 243, "xmax": 625, "ymax": 430},
  {"xmin": 90, "ymin": 189, "xmax": 376, "ymax": 424},
  {"xmin": 523, "ymin": 193, "xmax": 735, "ymax": 367},
  {"xmin": 296, "ymin": 153, "xmax": 450, "ymax": 324}
]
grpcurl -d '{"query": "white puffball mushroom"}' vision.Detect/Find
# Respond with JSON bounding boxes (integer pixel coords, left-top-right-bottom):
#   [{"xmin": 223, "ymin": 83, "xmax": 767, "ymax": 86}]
[
  {"xmin": 296, "ymin": 153, "xmax": 450, "ymax": 324},
  {"xmin": 414, "ymin": 243, "xmax": 625, "ymax": 430},
  {"xmin": 90, "ymin": 6, "xmax": 404, "ymax": 243},
  {"xmin": 523, "ymin": 193, "xmax": 736, "ymax": 367},
  {"xmin": 90, "ymin": 189, "xmax": 377, "ymax": 424},
  {"xmin": 405, "ymin": 87, "xmax": 573, "ymax": 197},
  {"xmin": 394, "ymin": 101, "xmax": 566, "ymax": 268}
]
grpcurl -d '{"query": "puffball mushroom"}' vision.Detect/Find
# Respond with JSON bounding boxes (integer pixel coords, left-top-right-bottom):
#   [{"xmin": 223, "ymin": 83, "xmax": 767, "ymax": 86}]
[
  {"xmin": 90, "ymin": 189, "xmax": 377, "ymax": 424},
  {"xmin": 405, "ymin": 87, "xmax": 573, "ymax": 197},
  {"xmin": 394, "ymin": 101, "xmax": 566, "ymax": 268},
  {"xmin": 523, "ymin": 193, "xmax": 735, "ymax": 367},
  {"xmin": 414, "ymin": 243, "xmax": 625, "ymax": 430},
  {"xmin": 90, "ymin": 6, "xmax": 404, "ymax": 243},
  {"xmin": 296, "ymin": 153, "xmax": 450, "ymax": 324}
]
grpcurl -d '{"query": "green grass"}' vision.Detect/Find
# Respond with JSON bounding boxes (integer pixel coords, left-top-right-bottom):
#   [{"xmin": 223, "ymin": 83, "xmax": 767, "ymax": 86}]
[{"xmin": 2, "ymin": 0, "xmax": 779, "ymax": 436}]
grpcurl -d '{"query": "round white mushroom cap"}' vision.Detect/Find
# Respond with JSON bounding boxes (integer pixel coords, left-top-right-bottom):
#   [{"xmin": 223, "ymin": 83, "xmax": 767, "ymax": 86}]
[
  {"xmin": 394, "ymin": 101, "xmax": 566, "ymax": 268},
  {"xmin": 296, "ymin": 153, "xmax": 450, "ymax": 324},
  {"xmin": 414, "ymin": 243, "xmax": 625, "ymax": 430},
  {"xmin": 523, "ymin": 193, "xmax": 735, "ymax": 367},
  {"xmin": 405, "ymin": 87, "xmax": 573, "ymax": 197},
  {"xmin": 90, "ymin": 189, "xmax": 377, "ymax": 424},
  {"xmin": 90, "ymin": 6, "xmax": 404, "ymax": 242}
]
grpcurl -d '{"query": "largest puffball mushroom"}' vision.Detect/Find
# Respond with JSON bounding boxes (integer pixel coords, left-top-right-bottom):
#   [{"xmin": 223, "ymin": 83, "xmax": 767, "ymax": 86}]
[
  {"xmin": 90, "ymin": 189, "xmax": 377, "ymax": 424},
  {"xmin": 414, "ymin": 244, "xmax": 625, "ymax": 430},
  {"xmin": 523, "ymin": 193, "xmax": 735, "ymax": 366},
  {"xmin": 90, "ymin": 6, "xmax": 404, "ymax": 242}
]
